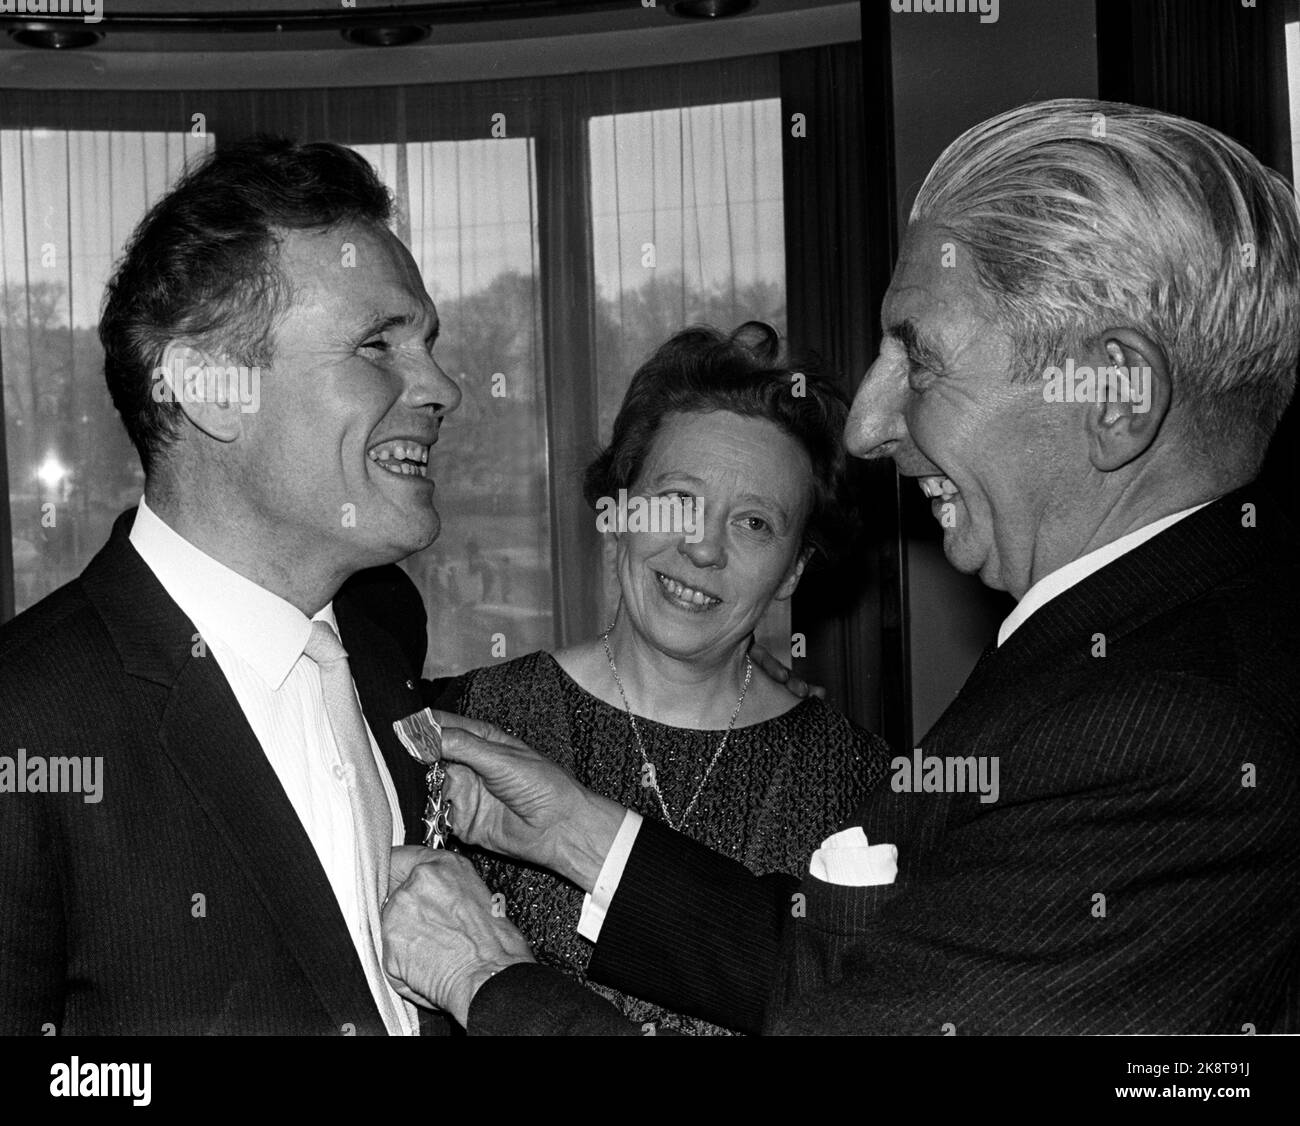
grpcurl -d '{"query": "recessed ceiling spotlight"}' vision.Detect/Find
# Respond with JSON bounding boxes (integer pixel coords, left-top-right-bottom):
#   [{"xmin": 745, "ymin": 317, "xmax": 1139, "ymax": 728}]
[
  {"xmin": 7, "ymin": 25, "xmax": 104, "ymax": 50},
  {"xmin": 669, "ymin": 0, "xmax": 756, "ymax": 18},
  {"xmin": 340, "ymin": 24, "xmax": 431, "ymax": 48}
]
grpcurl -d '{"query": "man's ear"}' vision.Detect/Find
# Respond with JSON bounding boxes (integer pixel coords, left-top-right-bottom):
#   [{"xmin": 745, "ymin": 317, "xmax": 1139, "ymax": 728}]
[
  {"xmin": 1082, "ymin": 327, "xmax": 1171, "ymax": 472},
  {"xmin": 774, "ymin": 546, "xmax": 814, "ymax": 602},
  {"xmin": 155, "ymin": 342, "xmax": 245, "ymax": 443}
]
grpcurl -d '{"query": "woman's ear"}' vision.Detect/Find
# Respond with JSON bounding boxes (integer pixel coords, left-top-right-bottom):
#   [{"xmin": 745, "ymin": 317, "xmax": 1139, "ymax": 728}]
[{"xmin": 774, "ymin": 546, "xmax": 814, "ymax": 601}]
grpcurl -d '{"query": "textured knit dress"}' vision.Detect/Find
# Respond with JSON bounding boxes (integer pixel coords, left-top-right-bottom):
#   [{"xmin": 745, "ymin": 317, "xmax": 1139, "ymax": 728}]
[{"xmin": 450, "ymin": 649, "xmax": 891, "ymax": 1035}]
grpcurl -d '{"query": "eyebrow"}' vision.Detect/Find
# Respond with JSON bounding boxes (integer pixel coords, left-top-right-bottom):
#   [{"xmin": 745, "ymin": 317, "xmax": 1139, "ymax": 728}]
[{"xmin": 887, "ymin": 319, "xmax": 945, "ymax": 373}]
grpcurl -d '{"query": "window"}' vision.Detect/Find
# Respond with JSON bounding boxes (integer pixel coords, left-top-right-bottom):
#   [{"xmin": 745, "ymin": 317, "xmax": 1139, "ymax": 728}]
[
  {"xmin": 1, "ymin": 130, "xmax": 212, "ymax": 612},
  {"xmin": 0, "ymin": 63, "xmax": 791, "ymax": 671},
  {"xmin": 587, "ymin": 96, "xmax": 789, "ymax": 647},
  {"xmin": 351, "ymin": 140, "xmax": 552, "ymax": 678}
]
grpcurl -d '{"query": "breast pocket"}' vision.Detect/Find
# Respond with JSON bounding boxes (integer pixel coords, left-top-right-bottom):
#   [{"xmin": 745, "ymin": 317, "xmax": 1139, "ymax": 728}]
[{"xmin": 771, "ymin": 874, "xmax": 904, "ymax": 1017}]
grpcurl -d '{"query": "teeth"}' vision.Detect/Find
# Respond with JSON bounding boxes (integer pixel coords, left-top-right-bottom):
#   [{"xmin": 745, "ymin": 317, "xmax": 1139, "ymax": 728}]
[
  {"xmin": 368, "ymin": 439, "xmax": 431, "ymax": 476},
  {"xmin": 918, "ymin": 475, "xmax": 958, "ymax": 499},
  {"xmin": 368, "ymin": 440, "xmax": 429, "ymax": 463},
  {"xmin": 656, "ymin": 572, "xmax": 720, "ymax": 606},
  {"xmin": 373, "ymin": 460, "xmax": 426, "ymax": 477}
]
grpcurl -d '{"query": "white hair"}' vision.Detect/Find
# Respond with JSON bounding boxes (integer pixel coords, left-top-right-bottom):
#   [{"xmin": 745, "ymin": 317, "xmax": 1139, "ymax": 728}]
[{"xmin": 911, "ymin": 98, "xmax": 1300, "ymax": 469}]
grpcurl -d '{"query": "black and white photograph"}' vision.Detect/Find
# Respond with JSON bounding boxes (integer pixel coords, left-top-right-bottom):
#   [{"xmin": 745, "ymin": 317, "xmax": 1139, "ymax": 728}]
[{"xmin": 0, "ymin": 0, "xmax": 1295, "ymax": 1110}]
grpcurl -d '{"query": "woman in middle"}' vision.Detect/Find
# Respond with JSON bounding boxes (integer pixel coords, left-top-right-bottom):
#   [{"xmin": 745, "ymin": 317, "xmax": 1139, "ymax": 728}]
[{"xmin": 445, "ymin": 322, "xmax": 890, "ymax": 1034}]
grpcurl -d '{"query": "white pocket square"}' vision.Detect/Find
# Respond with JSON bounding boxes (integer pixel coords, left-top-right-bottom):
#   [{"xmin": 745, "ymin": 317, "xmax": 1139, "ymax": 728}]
[{"xmin": 808, "ymin": 826, "xmax": 898, "ymax": 887}]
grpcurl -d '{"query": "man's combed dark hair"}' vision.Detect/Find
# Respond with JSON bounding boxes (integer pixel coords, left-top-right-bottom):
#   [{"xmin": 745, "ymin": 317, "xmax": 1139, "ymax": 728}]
[
  {"xmin": 584, "ymin": 322, "xmax": 853, "ymax": 564},
  {"xmin": 99, "ymin": 136, "xmax": 393, "ymax": 475}
]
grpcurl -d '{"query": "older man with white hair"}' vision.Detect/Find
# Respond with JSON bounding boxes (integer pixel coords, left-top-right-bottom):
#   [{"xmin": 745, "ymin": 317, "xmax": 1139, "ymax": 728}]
[{"xmin": 380, "ymin": 99, "xmax": 1300, "ymax": 1035}]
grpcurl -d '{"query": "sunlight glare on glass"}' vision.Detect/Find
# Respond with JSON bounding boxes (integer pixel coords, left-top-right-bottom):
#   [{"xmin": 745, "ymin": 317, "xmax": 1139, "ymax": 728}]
[{"xmin": 36, "ymin": 453, "xmax": 68, "ymax": 489}]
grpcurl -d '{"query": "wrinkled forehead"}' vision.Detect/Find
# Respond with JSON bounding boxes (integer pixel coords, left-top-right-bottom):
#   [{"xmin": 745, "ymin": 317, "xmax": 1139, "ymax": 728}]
[
  {"xmin": 640, "ymin": 410, "xmax": 815, "ymax": 513},
  {"xmin": 648, "ymin": 409, "xmax": 806, "ymax": 461},
  {"xmin": 883, "ymin": 222, "xmax": 998, "ymax": 327}
]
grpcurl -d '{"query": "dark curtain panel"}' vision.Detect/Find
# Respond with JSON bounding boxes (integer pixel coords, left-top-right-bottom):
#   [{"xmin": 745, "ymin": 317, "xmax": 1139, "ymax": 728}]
[
  {"xmin": 536, "ymin": 83, "xmax": 601, "ymax": 647},
  {"xmin": 781, "ymin": 24, "xmax": 908, "ymax": 749},
  {"xmin": 1096, "ymin": 0, "xmax": 1298, "ymax": 504},
  {"xmin": 1096, "ymin": 0, "xmax": 1290, "ymax": 173}
]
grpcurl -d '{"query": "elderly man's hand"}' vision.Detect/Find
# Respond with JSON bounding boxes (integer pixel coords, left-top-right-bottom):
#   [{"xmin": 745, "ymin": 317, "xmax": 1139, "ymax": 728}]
[
  {"xmin": 383, "ymin": 845, "xmax": 534, "ymax": 1027},
  {"xmin": 432, "ymin": 711, "xmax": 627, "ymax": 892},
  {"xmin": 748, "ymin": 641, "xmax": 827, "ymax": 700}
]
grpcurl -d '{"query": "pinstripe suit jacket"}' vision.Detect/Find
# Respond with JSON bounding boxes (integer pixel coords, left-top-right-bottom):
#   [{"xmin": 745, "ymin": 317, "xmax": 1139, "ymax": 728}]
[
  {"xmin": 0, "ymin": 510, "xmax": 453, "ymax": 1035},
  {"xmin": 470, "ymin": 484, "xmax": 1300, "ymax": 1035}
]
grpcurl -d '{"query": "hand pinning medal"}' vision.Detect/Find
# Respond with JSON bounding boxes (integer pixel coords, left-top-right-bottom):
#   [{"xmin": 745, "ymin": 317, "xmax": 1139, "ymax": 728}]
[{"xmin": 393, "ymin": 708, "xmax": 454, "ymax": 848}]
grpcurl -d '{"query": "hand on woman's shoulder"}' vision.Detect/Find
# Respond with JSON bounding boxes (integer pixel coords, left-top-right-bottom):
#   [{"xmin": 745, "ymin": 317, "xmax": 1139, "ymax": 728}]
[{"xmin": 741, "ymin": 662, "xmax": 809, "ymax": 724}]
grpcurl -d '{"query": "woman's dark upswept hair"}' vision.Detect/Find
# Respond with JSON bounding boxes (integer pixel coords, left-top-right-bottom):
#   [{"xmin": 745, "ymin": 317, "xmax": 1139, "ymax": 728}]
[
  {"xmin": 584, "ymin": 322, "xmax": 853, "ymax": 565},
  {"xmin": 99, "ymin": 136, "xmax": 393, "ymax": 475}
]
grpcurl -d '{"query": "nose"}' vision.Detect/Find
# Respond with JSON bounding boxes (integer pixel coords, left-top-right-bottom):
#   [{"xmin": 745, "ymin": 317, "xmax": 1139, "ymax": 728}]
[
  {"xmin": 406, "ymin": 354, "xmax": 462, "ymax": 418},
  {"xmin": 845, "ymin": 351, "xmax": 910, "ymax": 460},
  {"xmin": 677, "ymin": 518, "xmax": 726, "ymax": 570}
]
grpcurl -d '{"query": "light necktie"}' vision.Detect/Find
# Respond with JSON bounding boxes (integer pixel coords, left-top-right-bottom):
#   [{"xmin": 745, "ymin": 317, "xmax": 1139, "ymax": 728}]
[{"xmin": 303, "ymin": 619, "xmax": 416, "ymax": 1035}]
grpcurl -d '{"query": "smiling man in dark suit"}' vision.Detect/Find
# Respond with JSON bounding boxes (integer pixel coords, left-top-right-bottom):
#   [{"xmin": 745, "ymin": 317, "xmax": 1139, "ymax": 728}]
[
  {"xmin": 381, "ymin": 99, "xmax": 1300, "ymax": 1035},
  {"xmin": 0, "ymin": 138, "xmax": 462, "ymax": 1034}
]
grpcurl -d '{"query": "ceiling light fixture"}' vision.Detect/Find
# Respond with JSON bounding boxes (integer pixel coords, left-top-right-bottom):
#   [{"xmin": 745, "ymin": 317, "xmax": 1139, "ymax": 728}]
[
  {"xmin": 668, "ymin": 0, "xmax": 756, "ymax": 18},
  {"xmin": 7, "ymin": 24, "xmax": 103, "ymax": 49},
  {"xmin": 340, "ymin": 24, "xmax": 432, "ymax": 48}
]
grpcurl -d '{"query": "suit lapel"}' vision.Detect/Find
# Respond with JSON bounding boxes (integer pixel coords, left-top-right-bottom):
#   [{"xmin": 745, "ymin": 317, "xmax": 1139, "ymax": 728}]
[
  {"xmin": 987, "ymin": 485, "xmax": 1278, "ymax": 681},
  {"xmin": 858, "ymin": 485, "xmax": 1291, "ymax": 853},
  {"xmin": 82, "ymin": 510, "xmax": 386, "ymax": 1034},
  {"xmin": 156, "ymin": 660, "xmax": 384, "ymax": 1033},
  {"xmin": 909, "ymin": 487, "xmax": 1281, "ymax": 750}
]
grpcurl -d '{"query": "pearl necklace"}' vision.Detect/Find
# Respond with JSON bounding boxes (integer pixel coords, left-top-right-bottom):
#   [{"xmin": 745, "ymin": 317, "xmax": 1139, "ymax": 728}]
[{"xmin": 600, "ymin": 626, "xmax": 753, "ymax": 833}]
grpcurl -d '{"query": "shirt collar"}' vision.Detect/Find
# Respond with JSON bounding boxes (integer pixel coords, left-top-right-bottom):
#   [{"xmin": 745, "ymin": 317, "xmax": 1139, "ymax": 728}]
[
  {"xmin": 997, "ymin": 500, "xmax": 1215, "ymax": 647},
  {"xmin": 128, "ymin": 495, "xmax": 337, "ymax": 689}
]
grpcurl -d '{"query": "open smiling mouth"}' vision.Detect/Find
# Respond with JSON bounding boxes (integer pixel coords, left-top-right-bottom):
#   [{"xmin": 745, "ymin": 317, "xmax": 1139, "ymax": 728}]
[
  {"xmin": 367, "ymin": 439, "xmax": 431, "ymax": 480},
  {"xmin": 917, "ymin": 474, "xmax": 958, "ymax": 501},
  {"xmin": 654, "ymin": 570, "xmax": 723, "ymax": 611}
]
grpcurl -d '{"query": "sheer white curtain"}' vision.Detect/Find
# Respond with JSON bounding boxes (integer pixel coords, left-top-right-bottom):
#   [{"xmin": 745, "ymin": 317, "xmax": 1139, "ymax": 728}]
[
  {"xmin": 586, "ymin": 96, "xmax": 790, "ymax": 649},
  {"xmin": 0, "ymin": 130, "xmax": 210, "ymax": 612}
]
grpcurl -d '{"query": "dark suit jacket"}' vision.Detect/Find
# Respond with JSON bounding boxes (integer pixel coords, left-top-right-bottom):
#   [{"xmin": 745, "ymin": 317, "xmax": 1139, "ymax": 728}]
[
  {"xmin": 470, "ymin": 485, "xmax": 1300, "ymax": 1035},
  {"xmin": 0, "ymin": 509, "xmax": 450, "ymax": 1035}
]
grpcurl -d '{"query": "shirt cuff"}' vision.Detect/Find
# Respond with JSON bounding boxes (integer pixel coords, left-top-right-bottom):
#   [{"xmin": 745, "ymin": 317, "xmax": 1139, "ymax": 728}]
[{"xmin": 576, "ymin": 809, "xmax": 643, "ymax": 943}]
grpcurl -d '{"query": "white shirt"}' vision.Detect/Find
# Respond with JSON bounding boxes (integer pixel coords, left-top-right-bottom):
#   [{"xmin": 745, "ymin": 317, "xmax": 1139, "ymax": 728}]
[
  {"xmin": 578, "ymin": 498, "xmax": 1217, "ymax": 943},
  {"xmin": 129, "ymin": 496, "xmax": 416, "ymax": 1034}
]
